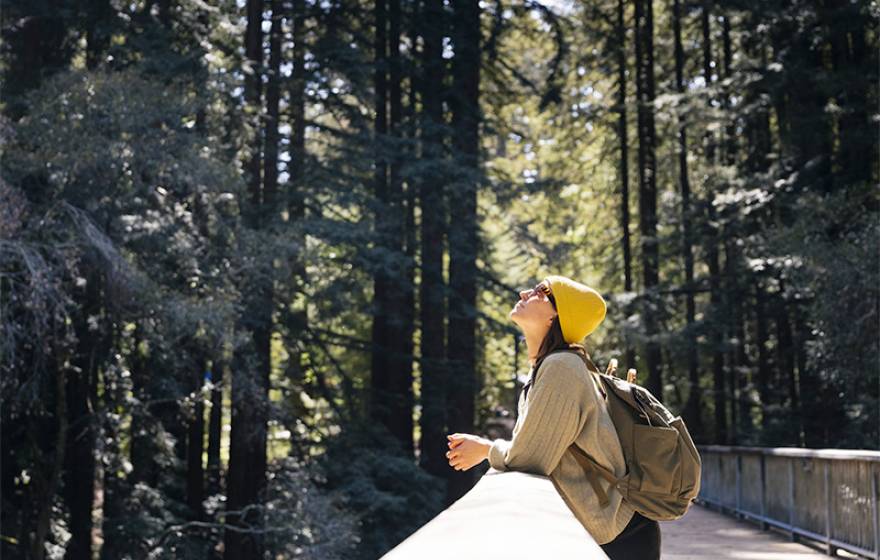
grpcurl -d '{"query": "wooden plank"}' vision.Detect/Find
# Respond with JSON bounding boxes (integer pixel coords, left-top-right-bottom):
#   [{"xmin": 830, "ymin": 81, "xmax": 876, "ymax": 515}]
[
  {"xmin": 825, "ymin": 460, "xmax": 835, "ymax": 555},
  {"xmin": 663, "ymin": 505, "xmax": 832, "ymax": 560},
  {"xmin": 872, "ymin": 464, "xmax": 879, "ymax": 560}
]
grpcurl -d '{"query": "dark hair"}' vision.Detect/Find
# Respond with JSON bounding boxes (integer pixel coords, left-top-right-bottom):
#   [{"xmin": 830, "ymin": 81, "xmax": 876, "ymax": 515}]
[
  {"xmin": 532, "ymin": 295, "xmax": 601, "ymax": 376},
  {"xmin": 534, "ymin": 315, "xmax": 582, "ymax": 365}
]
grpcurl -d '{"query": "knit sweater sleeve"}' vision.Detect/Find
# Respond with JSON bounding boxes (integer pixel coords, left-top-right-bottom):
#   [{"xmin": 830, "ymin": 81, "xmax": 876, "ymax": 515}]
[{"xmin": 487, "ymin": 355, "xmax": 589, "ymax": 476}]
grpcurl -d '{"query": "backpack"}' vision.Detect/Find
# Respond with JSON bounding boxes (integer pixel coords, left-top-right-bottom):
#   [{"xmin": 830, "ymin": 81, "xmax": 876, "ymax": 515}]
[{"xmin": 528, "ymin": 348, "xmax": 702, "ymax": 521}]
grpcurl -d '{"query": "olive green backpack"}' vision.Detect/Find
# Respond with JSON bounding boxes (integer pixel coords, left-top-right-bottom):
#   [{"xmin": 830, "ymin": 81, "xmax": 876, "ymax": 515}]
[{"xmin": 530, "ymin": 348, "xmax": 702, "ymax": 521}]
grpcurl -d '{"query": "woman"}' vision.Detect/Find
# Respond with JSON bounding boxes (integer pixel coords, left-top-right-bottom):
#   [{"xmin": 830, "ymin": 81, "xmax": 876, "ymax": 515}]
[{"xmin": 446, "ymin": 275, "xmax": 661, "ymax": 559}]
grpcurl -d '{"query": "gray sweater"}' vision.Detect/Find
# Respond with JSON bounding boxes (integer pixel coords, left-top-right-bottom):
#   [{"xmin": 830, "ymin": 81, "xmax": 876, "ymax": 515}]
[{"xmin": 487, "ymin": 351, "xmax": 636, "ymax": 545}]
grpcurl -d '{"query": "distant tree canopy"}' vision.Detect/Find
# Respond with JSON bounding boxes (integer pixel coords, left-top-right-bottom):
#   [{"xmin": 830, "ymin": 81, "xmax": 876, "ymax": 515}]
[{"xmin": 1, "ymin": 0, "xmax": 877, "ymax": 558}]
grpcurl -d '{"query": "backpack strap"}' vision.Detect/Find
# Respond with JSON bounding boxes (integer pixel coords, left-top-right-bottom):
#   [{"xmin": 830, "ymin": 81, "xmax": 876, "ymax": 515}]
[{"xmin": 569, "ymin": 443, "xmax": 620, "ymax": 508}]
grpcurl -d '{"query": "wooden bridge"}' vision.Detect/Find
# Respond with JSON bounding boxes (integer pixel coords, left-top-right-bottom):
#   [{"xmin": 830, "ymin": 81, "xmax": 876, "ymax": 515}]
[{"xmin": 382, "ymin": 446, "xmax": 880, "ymax": 559}]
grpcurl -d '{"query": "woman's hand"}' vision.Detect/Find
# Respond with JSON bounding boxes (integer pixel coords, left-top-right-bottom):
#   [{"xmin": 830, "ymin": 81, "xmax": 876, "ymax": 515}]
[{"xmin": 446, "ymin": 433, "xmax": 491, "ymax": 471}]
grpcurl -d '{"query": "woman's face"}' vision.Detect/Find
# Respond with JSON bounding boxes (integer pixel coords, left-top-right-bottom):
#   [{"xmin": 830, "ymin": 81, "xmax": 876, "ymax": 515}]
[{"xmin": 509, "ymin": 280, "xmax": 558, "ymax": 333}]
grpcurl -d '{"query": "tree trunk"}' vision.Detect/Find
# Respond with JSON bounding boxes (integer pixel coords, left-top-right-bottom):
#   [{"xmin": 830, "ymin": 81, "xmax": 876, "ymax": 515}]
[
  {"xmin": 285, "ymin": 0, "xmax": 309, "ymax": 455},
  {"xmin": 775, "ymin": 280, "xmax": 799, "ymax": 446},
  {"xmin": 207, "ymin": 358, "xmax": 224, "ymax": 496},
  {"xmin": 130, "ymin": 325, "xmax": 158, "ymax": 487},
  {"xmin": 701, "ymin": 0, "xmax": 727, "ymax": 444},
  {"xmin": 63, "ymin": 270, "xmax": 102, "ymax": 560},
  {"xmin": 446, "ymin": 0, "xmax": 481, "ymax": 505},
  {"xmin": 733, "ymin": 258, "xmax": 752, "ymax": 440},
  {"xmin": 371, "ymin": 0, "xmax": 391, "ymax": 430},
  {"xmin": 417, "ymin": 0, "xmax": 449, "ymax": 481},
  {"xmin": 720, "ymin": 12, "xmax": 743, "ymax": 443},
  {"xmin": 386, "ymin": 0, "xmax": 415, "ymax": 455},
  {"xmin": 1, "ymin": 0, "xmax": 76, "ymax": 119},
  {"xmin": 244, "ymin": 0, "xmax": 264, "ymax": 214},
  {"xmin": 772, "ymin": 5, "xmax": 832, "ymax": 194},
  {"xmin": 754, "ymin": 279, "xmax": 771, "ymax": 438},
  {"xmin": 264, "ymin": 0, "xmax": 282, "ymax": 210},
  {"xmin": 186, "ymin": 358, "xmax": 206, "ymax": 519},
  {"xmin": 700, "ymin": 1, "xmax": 715, "ymax": 163},
  {"xmin": 30, "ymin": 354, "xmax": 68, "ymax": 560},
  {"xmin": 99, "ymin": 326, "xmax": 127, "ymax": 560},
  {"xmin": 824, "ymin": 0, "xmax": 873, "ymax": 185},
  {"xmin": 793, "ymin": 308, "xmax": 813, "ymax": 447},
  {"xmin": 289, "ymin": 0, "xmax": 307, "ymax": 226},
  {"xmin": 672, "ymin": 0, "xmax": 702, "ymax": 440},
  {"xmin": 84, "ymin": 0, "xmax": 114, "ymax": 70},
  {"xmin": 225, "ymin": 1, "xmax": 268, "ymax": 557},
  {"xmin": 741, "ymin": 9, "xmax": 772, "ymax": 174},
  {"xmin": 724, "ymin": 235, "xmax": 740, "ymax": 444},
  {"xmin": 721, "ymin": 14, "xmax": 737, "ymax": 162},
  {"xmin": 616, "ymin": 0, "xmax": 635, "ymax": 368},
  {"xmin": 634, "ymin": 0, "xmax": 662, "ymax": 399}
]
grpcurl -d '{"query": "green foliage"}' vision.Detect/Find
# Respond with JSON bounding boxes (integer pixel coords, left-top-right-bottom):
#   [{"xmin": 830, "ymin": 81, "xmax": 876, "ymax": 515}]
[
  {"xmin": 262, "ymin": 457, "xmax": 361, "ymax": 560},
  {"xmin": 763, "ymin": 184, "xmax": 880, "ymax": 447},
  {"xmin": 317, "ymin": 425, "xmax": 446, "ymax": 560}
]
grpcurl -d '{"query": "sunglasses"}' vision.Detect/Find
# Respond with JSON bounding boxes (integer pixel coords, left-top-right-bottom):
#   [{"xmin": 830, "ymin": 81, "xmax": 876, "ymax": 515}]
[{"xmin": 524, "ymin": 282, "xmax": 555, "ymax": 304}]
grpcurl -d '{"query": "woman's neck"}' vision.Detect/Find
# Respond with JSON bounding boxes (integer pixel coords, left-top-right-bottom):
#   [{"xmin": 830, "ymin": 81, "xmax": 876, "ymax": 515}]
[{"xmin": 524, "ymin": 329, "xmax": 545, "ymax": 368}]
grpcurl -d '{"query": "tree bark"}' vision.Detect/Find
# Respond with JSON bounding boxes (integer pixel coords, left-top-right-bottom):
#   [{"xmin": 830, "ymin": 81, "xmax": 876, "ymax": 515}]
[
  {"xmin": 286, "ymin": 0, "xmax": 309, "ymax": 451},
  {"xmin": 417, "ymin": 0, "xmax": 449, "ymax": 481},
  {"xmin": 754, "ymin": 280, "xmax": 771, "ymax": 438},
  {"xmin": 741, "ymin": 9, "xmax": 772, "ymax": 174},
  {"xmin": 792, "ymin": 307, "xmax": 812, "ymax": 447},
  {"xmin": 225, "ymin": 1, "xmax": 268, "ymax": 557},
  {"xmin": 775, "ymin": 280, "xmax": 799, "ymax": 445},
  {"xmin": 264, "ymin": 0, "xmax": 282, "ymax": 210},
  {"xmin": 616, "ymin": 0, "xmax": 635, "ymax": 368},
  {"xmin": 207, "ymin": 358, "xmax": 224, "ymax": 496},
  {"xmin": 386, "ymin": 0, "xmax": 415, "ymax": 455},
  {"xmin": 447, "ymin": 0, "xmax": 481, "ymax": 505},
  {"xmin": 84, "ymin": 0, "xmax": 114, "ymax": 70},
  {"xmin": 63, "ymin": 270, "xmax": 102, "ymax": 560},
  {"xmin": 30, "ymin": 354, "xmax": 68, "ymax": 560},
  {"xmin": 130, "ymin": 325, "xmax": 158, "ymax": 487},
  {"xmin": 186, "ymin": 358, "xmax": 206, "ymax": 519},
  {"xmin": 824, "ymin": 0, "xmax": 873, "ymax": 185},
  {"xmin": 244, "ymin": 0, "xmax": 264, "ymax": 214},
  {"xmin": 701, "ymin": 0, "xmax": 727, "ymax": 444},
  {"xmin": 1, "ymin": 0, "xmax": 76, "ymax": 119},
  {"xmin": 720, "ymin": 13, "xmax": 750, "ymax": 443},
  {"xmin": 634, "ymin": 0, "xmax": 662, "ymax": 399},
  {"xmin": 672, "ymin": 0, "xmax": 702, "ymax": 440},
  {"xmin": 370, "ymin": 0, "xmax": 391, "ymax": 430}
]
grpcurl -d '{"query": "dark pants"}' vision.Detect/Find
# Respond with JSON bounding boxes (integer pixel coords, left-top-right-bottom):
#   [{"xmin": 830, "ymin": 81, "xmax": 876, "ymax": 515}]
[{"xmin": 599, "ymin": 511, "xmax": 661, "ymax": 560}]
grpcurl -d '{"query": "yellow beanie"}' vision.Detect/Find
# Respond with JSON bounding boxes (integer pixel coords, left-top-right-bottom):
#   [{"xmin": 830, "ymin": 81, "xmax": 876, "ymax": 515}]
[{"xmin": 544, "ymin": 275, "xmax": 607, "ymax": 343}]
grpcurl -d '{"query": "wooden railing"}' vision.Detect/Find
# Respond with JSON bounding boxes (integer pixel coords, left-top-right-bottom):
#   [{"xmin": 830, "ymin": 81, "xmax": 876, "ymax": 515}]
[
  {"xmin": 380, "ymin": 469, "xmax": 609, "ymax": 559},
  {"xmin": 697, "ymin": 445, "xmax": 880, "ymax": 559}
]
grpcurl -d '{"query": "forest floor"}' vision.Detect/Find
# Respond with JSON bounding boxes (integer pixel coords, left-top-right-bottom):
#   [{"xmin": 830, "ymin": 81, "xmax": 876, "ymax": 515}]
[{"xmin": 663, "ymin": 505, "xmax": 856, "ymax": 559}]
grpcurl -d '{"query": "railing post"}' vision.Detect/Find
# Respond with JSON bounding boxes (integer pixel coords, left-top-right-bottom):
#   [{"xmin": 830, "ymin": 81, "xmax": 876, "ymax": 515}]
[
  {"xmin": 872, "ymin": 464, "xmax": 879, "ymax": 560},
  {"xmin": 789, "ymin": 459, "xmax": 797, "ymax": 542},
  {"xmin": 736, "ymin": 453, "xmax": 742, "ymax": 518},
  {"xmin": 760, "ymin": 452, "xmax": 768, "ymax": 530},
  {"xmin": 719, "ymin": 452, "xmax": 724, "ymax": 511},
  {"xmin": 825, "ymin": 460, "xmax": 836, "ymax": 556}
]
